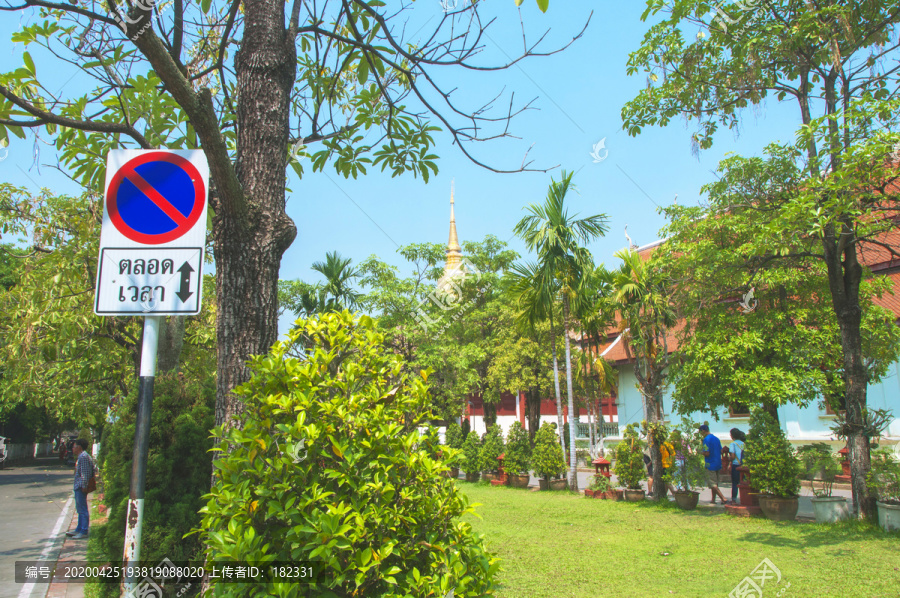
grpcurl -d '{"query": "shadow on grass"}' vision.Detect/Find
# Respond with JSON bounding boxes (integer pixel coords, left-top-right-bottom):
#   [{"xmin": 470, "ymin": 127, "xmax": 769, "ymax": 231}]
[{"xmin": 736, "ymin": 520, "xmax": 898, "ymax": 549}]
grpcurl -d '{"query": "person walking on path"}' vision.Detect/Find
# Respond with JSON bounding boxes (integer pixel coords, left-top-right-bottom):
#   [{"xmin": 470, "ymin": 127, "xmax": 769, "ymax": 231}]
[
  {"xmin": 67, "ymin": 439, "xmax": 93, "ymax": 539},
  {"xmin": 728, "ymin": 428, "xmax": 746, "ymax": 504},
  {"xmin": 699, "ymin": 425, "xmax": 729, "ymax": 505}
]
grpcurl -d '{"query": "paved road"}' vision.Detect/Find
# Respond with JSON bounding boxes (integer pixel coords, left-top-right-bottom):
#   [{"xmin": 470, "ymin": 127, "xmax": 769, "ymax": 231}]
[{"xmin": 0, "ymin": 458, "xmax": 75, "ymax": 598}]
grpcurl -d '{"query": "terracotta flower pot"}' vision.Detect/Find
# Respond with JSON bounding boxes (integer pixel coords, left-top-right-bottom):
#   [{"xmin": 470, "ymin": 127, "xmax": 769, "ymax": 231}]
[
  {"xmin": 450, "ymin": 467, "xmax": 460, "ymax": 480},
  {"xmin": 550, "ymin": 478, "xmax": 568, "ymax": 491},
  {"xmin": 507, "ymin": 473, "xmax": 530, "ymax": 488},
  {"xmin": 540, "ymin": 478, "xmax": 567, "ymax": 491},
  {"xmin": 673, "ymin": 490, "xmax": 700, "ymax": 511},
  {"xmin": 624, "ymin": 489, "xmax": 645, "ymax": 502},
  {"xmin": 584, "ymin": 489, "xmax": 596, "ymax": 498},
  {"xmin": 465, "ymin": 471, "xmax": 480, "ymax": 483},
  {"xmin": 758, "ymin": 496, "xmax": 799, "ymax": 521},
  {"xmin": 605, "ymin": 490, "xmax": 620, "ymax": 500}
]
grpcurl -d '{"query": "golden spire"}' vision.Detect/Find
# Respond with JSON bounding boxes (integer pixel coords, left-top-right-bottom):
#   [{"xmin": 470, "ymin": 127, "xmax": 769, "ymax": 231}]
[{"xmin": 445, "ymin": 180, "xmax": 462, "ymax": 272}]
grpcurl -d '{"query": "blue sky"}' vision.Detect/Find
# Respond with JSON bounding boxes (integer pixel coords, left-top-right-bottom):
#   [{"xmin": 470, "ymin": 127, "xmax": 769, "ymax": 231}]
[{"xmin": 0, "ymin": 1, "xmax": 802, "ymax": 330}]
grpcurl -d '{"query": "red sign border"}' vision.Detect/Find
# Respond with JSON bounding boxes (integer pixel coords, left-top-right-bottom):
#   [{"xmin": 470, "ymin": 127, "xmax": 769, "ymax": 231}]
[{"xmin": 106, "ymin": 152, "xmax": 206, "ymax": 245}]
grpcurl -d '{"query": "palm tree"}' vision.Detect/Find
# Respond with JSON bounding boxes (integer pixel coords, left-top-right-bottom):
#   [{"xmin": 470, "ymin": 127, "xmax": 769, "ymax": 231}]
[
  {"xmin": 612, "ymin": 248, "xmax": 677, "ymax": 500},
  {"xmin": 513, "ymin": 171, "xmax": 609, "ymax": 490},
  {"xmin": 311, "ymin": 251, "xmax": 362, "ymax": 312},
  {"xmin": 505, "ymin": 261, "xmax": 566, "ymax": 456},
  {"xmin": 575, "ymin": 264, "xmax": 616, "ymax": 456}
]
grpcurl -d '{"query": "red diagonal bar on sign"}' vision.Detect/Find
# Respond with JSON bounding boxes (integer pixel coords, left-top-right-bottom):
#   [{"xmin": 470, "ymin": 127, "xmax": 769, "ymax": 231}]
[{"xmin": 122, "ymin": 169, "xmax": 188, "ymax": 226}]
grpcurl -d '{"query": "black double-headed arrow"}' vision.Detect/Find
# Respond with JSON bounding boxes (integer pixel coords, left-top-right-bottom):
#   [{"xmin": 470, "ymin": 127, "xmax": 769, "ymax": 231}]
[{"xmin": 176, "ymin": 261, "xmax": 194, "ymax": 303}]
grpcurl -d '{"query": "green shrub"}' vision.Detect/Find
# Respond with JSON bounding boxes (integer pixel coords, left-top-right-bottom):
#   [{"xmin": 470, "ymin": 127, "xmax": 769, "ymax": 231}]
[
  {"xmin": 744, "ymin": 410, "xmax": 801, "ymax": 498},
  {"xmin": 194, "ymin": 312, "xmax": 498, "ymax": 597},
  {"xmin": 503, "ymin": 421, "xmax": 531, "ymax": 475},
  {"xmin": 866, "ymin": 448, "xmax": 900, "ymax": 504},
  {"xmin": 797, "ymin": 442, "xmax": 841, "ymax": 497},
  {"xmin": 94, "ymin": 371, "xmax": 214, "ymax": 598},
  {"xmin": 77, "ymin": 427, "xmax": 93, "ymax": 445},
  {"xmin": 613, "ymin": 424, "xmax": 645, "ymax": 490},
  {"xmin": 445, "ymin": 422, "xmax": 464, "ymax": 450},
  {"xmin": 480, "ymin": 425, "xmax": 504, "ymax": 473},
  {"xmin": 587, "ymin": 474, "xmax": 611, "ymax": 492},
  {"xmin": 461, "ymin": 418, "xmax": 470, "ymax": 438},
  {"xmin": 531, "ymin": 422, "xmax": 565, "ymax": 480},
  {"xmin": 461, "ymin": 431, "xmax": 482, "ymax": 474}
]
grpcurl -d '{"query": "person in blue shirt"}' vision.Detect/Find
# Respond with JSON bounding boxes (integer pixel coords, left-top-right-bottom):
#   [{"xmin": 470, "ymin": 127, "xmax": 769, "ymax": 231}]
[
  {"xmin": 699, "ymin": 424, "xmax": 728, "ymax": 504},
  {"xmin": 728, "ymin": 428, "xmax": 746, "ymax": 504}
]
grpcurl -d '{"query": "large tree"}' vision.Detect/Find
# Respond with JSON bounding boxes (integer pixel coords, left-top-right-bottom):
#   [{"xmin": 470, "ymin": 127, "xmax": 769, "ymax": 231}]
[
  {"xmin": 0, "ymin": 1, "xmax": 586, "ymax": 430},
  {"xmin": 623, "ymin": 0, "xmax": 900, "ymax": 518},
  {"xmin": 611, "ymin": 248, "xmax": 677, "ymax": 501},
  {"xmin": 505, "ymin": 259, "xmax": 566, "ymax": 452},
  {"xmin": 513, "ymin": 171, "xmax": 608, "ymax": 490},
  {"xmin": 0, "ymin": 184, "xmax": 216, "ymax": 425},
  {"xmin": 657, "ymin": 152, "xmax": 900, "ymax": 427}
]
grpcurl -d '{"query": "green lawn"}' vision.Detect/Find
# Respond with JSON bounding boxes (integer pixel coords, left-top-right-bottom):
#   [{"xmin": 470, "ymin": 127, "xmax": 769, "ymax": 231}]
[{"xmin": 460, "ymin": 483, "xmax": 900, "ymax": 598}]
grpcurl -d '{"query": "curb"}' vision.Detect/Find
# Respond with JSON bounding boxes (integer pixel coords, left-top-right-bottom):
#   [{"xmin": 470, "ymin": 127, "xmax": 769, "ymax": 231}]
[{"xmin": 45, "ymin": 494, "xmax": 91, "ymax": 598}]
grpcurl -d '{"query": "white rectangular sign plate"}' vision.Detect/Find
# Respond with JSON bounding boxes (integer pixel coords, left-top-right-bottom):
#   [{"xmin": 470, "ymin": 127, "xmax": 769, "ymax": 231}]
[{"xmin": 94, "ymin": 247, "xmax": 204, "ymax": 315}]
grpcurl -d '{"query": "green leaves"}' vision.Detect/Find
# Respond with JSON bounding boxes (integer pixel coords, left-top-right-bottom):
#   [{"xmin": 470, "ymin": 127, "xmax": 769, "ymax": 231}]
[
  {"xmin": 744, "ymin": 410, "xmax": 801, "ymax": 498},
  {"xmin": 515, "ymin": 0, "xmax": 549, "ymax": 12},
  {"xmin": 531, "ymin": 422, "xmax": 565, "ymax": 479},
  {"xmin": 613, "ymin": 423, "xmax": 646, "ymax": 490},
  {"xmin": 196, "ymin": 312, "xmax": 499, "ymax": 596}
]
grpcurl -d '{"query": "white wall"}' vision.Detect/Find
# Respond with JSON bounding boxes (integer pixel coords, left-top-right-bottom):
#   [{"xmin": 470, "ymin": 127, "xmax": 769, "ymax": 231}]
[{"xmin": 615, "ymin": 361, "xmax": 900, "ymax": 444}]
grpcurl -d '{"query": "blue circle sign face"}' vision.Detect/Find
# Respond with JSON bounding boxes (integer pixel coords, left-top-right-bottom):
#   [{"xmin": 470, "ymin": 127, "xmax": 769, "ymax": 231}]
[{"xmin": 106, "ymin": 152, "xmax": 206, "ymax": 244}]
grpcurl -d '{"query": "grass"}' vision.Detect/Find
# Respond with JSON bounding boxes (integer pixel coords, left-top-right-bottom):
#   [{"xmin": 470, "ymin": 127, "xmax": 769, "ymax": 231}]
[
  {"xmin": 460, "ymin": 482, "xmax": 900, "ymax": 598},
  {"xmin": 83, "ymin": 495, "xmax": 109, "ymax": 598}
]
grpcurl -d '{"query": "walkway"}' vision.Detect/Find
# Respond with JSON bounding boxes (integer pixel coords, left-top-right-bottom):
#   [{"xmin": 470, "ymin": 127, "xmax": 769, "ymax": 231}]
[
  {"xmin": 0, "ymin": 458, "xmax": 74, "ymax": 598},
  {"xmin": 464, "ymin": 469, "xmax": 856, "ymax": 518}
]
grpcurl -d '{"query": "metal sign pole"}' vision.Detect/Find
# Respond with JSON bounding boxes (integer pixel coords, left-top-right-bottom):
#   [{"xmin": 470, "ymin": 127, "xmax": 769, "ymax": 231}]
[{"xmin": 123, "ymin": 315, "xmax": 161, "ymax": 592}]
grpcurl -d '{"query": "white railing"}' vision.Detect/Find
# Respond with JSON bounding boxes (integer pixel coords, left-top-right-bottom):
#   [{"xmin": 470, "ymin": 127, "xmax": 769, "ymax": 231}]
[{"xmin": 575, "ymin": 422, "xmax": 620, "ymax": 439}]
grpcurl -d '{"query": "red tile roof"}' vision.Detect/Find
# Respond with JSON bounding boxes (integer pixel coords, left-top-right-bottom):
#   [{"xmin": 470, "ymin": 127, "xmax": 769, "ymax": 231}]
[{"xmin": 595, "ymin": 227, "xmax": 900, "ymax": 364}]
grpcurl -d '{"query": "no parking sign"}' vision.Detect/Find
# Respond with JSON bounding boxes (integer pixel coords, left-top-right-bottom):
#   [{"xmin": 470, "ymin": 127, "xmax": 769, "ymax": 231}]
[{"xmin": 94, "ymin": 150, "xmax": 209, "ymax": 315}]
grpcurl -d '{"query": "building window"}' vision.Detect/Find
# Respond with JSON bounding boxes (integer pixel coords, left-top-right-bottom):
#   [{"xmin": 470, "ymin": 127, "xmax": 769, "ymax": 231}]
[
  {"xmin": 729, "ymin": 402, "xmax": 751, "ymax": 418},
  {"xmin": 824, "ymin": 403, "xmax": 846, "ymax": 416}
]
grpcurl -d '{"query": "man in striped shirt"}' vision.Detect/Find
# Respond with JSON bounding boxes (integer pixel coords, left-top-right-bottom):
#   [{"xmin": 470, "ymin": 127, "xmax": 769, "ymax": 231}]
[{"xmin": 67, "ymin": 439, "xmax": 93, "ymax": 539}]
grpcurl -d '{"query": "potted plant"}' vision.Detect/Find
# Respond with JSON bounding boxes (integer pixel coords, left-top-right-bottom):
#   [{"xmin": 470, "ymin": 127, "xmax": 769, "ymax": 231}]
[
  {"xmin": 480, "ymin": 425, "xmax": 505, "ymax": 482},
  {"xmin": 667, "ymin": 423, "xmax": 707, "ymax": 510},
  {"xmin": 503, "ymin": 421, "xmax": 532, "ymax": 488},
  {"xmin": 444, "ymin": 422, "xmax": 464, "ymax": 479},
  {"xmin": 614, "ymin": 424, "xmax": 646, "ymax": 502},
  {"xmin": 798, "ymin": 442, "xmax": 848, "ymax": 523},
  {"xmin": 461, "ymin": 431, "xmax": 482, "ymax": 482},
  {"xmin": 532, "ymin": 422, "xmax": 567, "ymax": 490},
  {"xmin": 744, "ymin": 411, "xmax": 801, "ymax": 521},
  {"xmin": 866, "ymin": 448, "xmax": 900, "ymax": 531},
  {"xmin": 585, "ymin": 473, "xmax": 612, "ymax": 499}
]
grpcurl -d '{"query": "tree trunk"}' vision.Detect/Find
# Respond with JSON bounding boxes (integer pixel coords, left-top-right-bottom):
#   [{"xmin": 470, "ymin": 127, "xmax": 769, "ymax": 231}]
[
  {"xmin": 597, "ymin": 398, "xmax": 605, "ymax": 455},
  {"xmin": 214, "ymin": 0, "xmax": 297, "ymax": 429},
  {"xmin": 548, "ymin": 309, "xmax": 566, "ymax": 457},
  {"xmin": 822, "ymin": 220, "xmax": 873, "ymax": 519},
  {"xmin": 587, "ymin": 397, "xmax": 595, "ymax": 459},
  {"xmin": 483, "ymin": 401, "xmax": 497, "ymax": 428},
  {"xmin": 648, "ymin": 394, "xmax": 665, "ymax": 501},
  {"xmin": 563, "ymin": 297, "xmax": 578, "ymax": 491},
  {"xmin": 586, "ymin": 338, "xmax": 596, "ymax": 458},
  {"xmin": 526, "ymin": 387, "xmax": 541, "ymax": 446}
]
